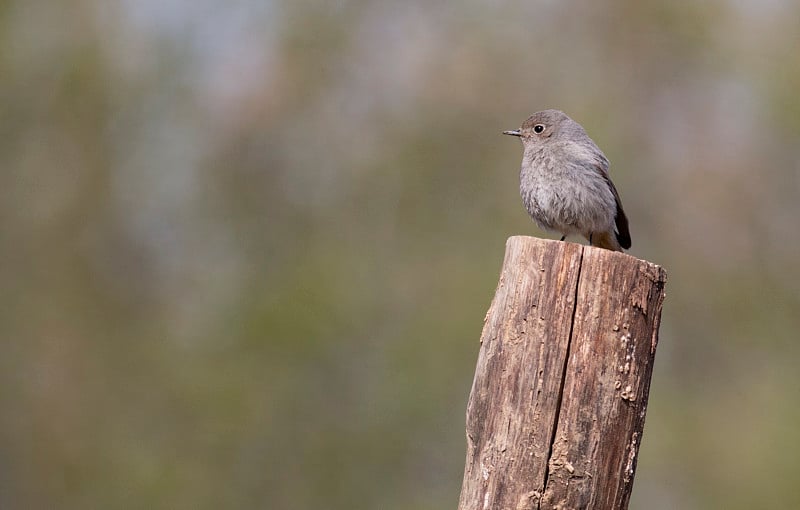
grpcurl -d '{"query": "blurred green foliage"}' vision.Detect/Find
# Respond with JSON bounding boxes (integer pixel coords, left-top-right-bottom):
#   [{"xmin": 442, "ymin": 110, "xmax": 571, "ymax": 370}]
[{"xmin": 2, "ymin": 1, "xmax": 800, "ymax": 508}]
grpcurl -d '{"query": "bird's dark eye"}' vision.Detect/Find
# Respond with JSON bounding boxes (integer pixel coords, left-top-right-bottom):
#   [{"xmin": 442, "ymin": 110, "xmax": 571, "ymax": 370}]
[{"xmin": 533, "ymin": 124, "xmax": 545, "ymax": 134}]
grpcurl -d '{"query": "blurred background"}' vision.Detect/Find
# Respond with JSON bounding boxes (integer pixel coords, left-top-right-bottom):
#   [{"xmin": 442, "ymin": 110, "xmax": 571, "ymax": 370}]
[{"xmin": 2, "ymin": 0, "xmax": 799, "ymax": 508}]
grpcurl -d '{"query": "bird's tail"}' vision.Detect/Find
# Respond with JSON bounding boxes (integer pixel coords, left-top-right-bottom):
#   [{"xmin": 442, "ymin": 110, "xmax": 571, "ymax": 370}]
[{"xmin": 590, "ymin": 231, "xmax": 623, "ymax": 252}]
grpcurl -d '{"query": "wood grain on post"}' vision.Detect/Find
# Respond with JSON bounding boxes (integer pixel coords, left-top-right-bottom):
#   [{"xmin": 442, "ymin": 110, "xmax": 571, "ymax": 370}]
[{"xmin": 458, "ymin": 236, "xmax": 667, "ymax": 510}]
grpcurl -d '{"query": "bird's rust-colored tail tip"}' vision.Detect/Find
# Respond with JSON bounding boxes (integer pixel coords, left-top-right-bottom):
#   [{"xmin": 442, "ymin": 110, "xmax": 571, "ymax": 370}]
[{"xmin": 591, "ymin": 231, "xmax": 624, "ymax": 252}]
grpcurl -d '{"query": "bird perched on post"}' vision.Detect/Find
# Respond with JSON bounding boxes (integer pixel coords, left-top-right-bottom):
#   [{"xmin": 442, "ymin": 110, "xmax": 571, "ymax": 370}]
[{"xmin": 503, "ymin": 110, "xmax": 631, "ymax": 252}]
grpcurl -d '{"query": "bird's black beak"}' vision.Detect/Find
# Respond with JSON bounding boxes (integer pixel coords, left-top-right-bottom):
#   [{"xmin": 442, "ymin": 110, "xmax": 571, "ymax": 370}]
[{"xmin": 503, "ymin": 129, "xmax": 522, "ymax": 137}]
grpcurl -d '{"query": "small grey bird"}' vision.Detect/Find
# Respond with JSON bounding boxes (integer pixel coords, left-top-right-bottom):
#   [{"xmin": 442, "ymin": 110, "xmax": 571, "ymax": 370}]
[{"xmin": 503, "ymin": 110, "xmax": 631, "ymax": 252}]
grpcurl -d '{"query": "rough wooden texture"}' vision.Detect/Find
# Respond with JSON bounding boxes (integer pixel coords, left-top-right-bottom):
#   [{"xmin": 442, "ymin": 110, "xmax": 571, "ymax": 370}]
[{"xmin": 457, "ymin": 236, "xmax": 667, "ymax": 510}]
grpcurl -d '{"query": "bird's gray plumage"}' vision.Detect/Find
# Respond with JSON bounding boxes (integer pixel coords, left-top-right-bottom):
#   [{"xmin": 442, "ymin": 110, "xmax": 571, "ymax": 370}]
[{"xmin": 504, "ymin": 110, "xmax": 631, "ymax": 252}]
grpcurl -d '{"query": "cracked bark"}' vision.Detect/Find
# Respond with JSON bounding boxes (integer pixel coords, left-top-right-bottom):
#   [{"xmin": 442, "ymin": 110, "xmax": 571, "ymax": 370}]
[{"xmin": 457, "ymin": 236, "xmax": 667, "ymax": 510}]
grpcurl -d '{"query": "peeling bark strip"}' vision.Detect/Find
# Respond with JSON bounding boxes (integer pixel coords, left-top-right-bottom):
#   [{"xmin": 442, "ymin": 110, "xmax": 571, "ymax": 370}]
[{"xmin": 457, "ymin": 236, "xmax": 667, "ymax": 510}]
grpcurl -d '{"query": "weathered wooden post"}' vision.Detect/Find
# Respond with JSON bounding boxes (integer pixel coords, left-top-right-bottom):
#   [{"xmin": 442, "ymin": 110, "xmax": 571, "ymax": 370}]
[{"xmin": 458, "ymin": 236, "xmax": 667, "ymax": 510}]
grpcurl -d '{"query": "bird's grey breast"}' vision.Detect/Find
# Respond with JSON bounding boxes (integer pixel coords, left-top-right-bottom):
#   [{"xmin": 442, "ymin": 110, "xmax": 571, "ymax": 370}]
[{"xmin": 519, "ymin": 147, "xmax": 561, "ymax": 230}]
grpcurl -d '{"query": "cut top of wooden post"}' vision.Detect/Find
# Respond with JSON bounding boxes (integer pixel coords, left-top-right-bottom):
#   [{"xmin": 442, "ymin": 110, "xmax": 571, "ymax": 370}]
[{"xmin": 458, "ymin": 236, "xmax": 667, "ymax": 510}]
